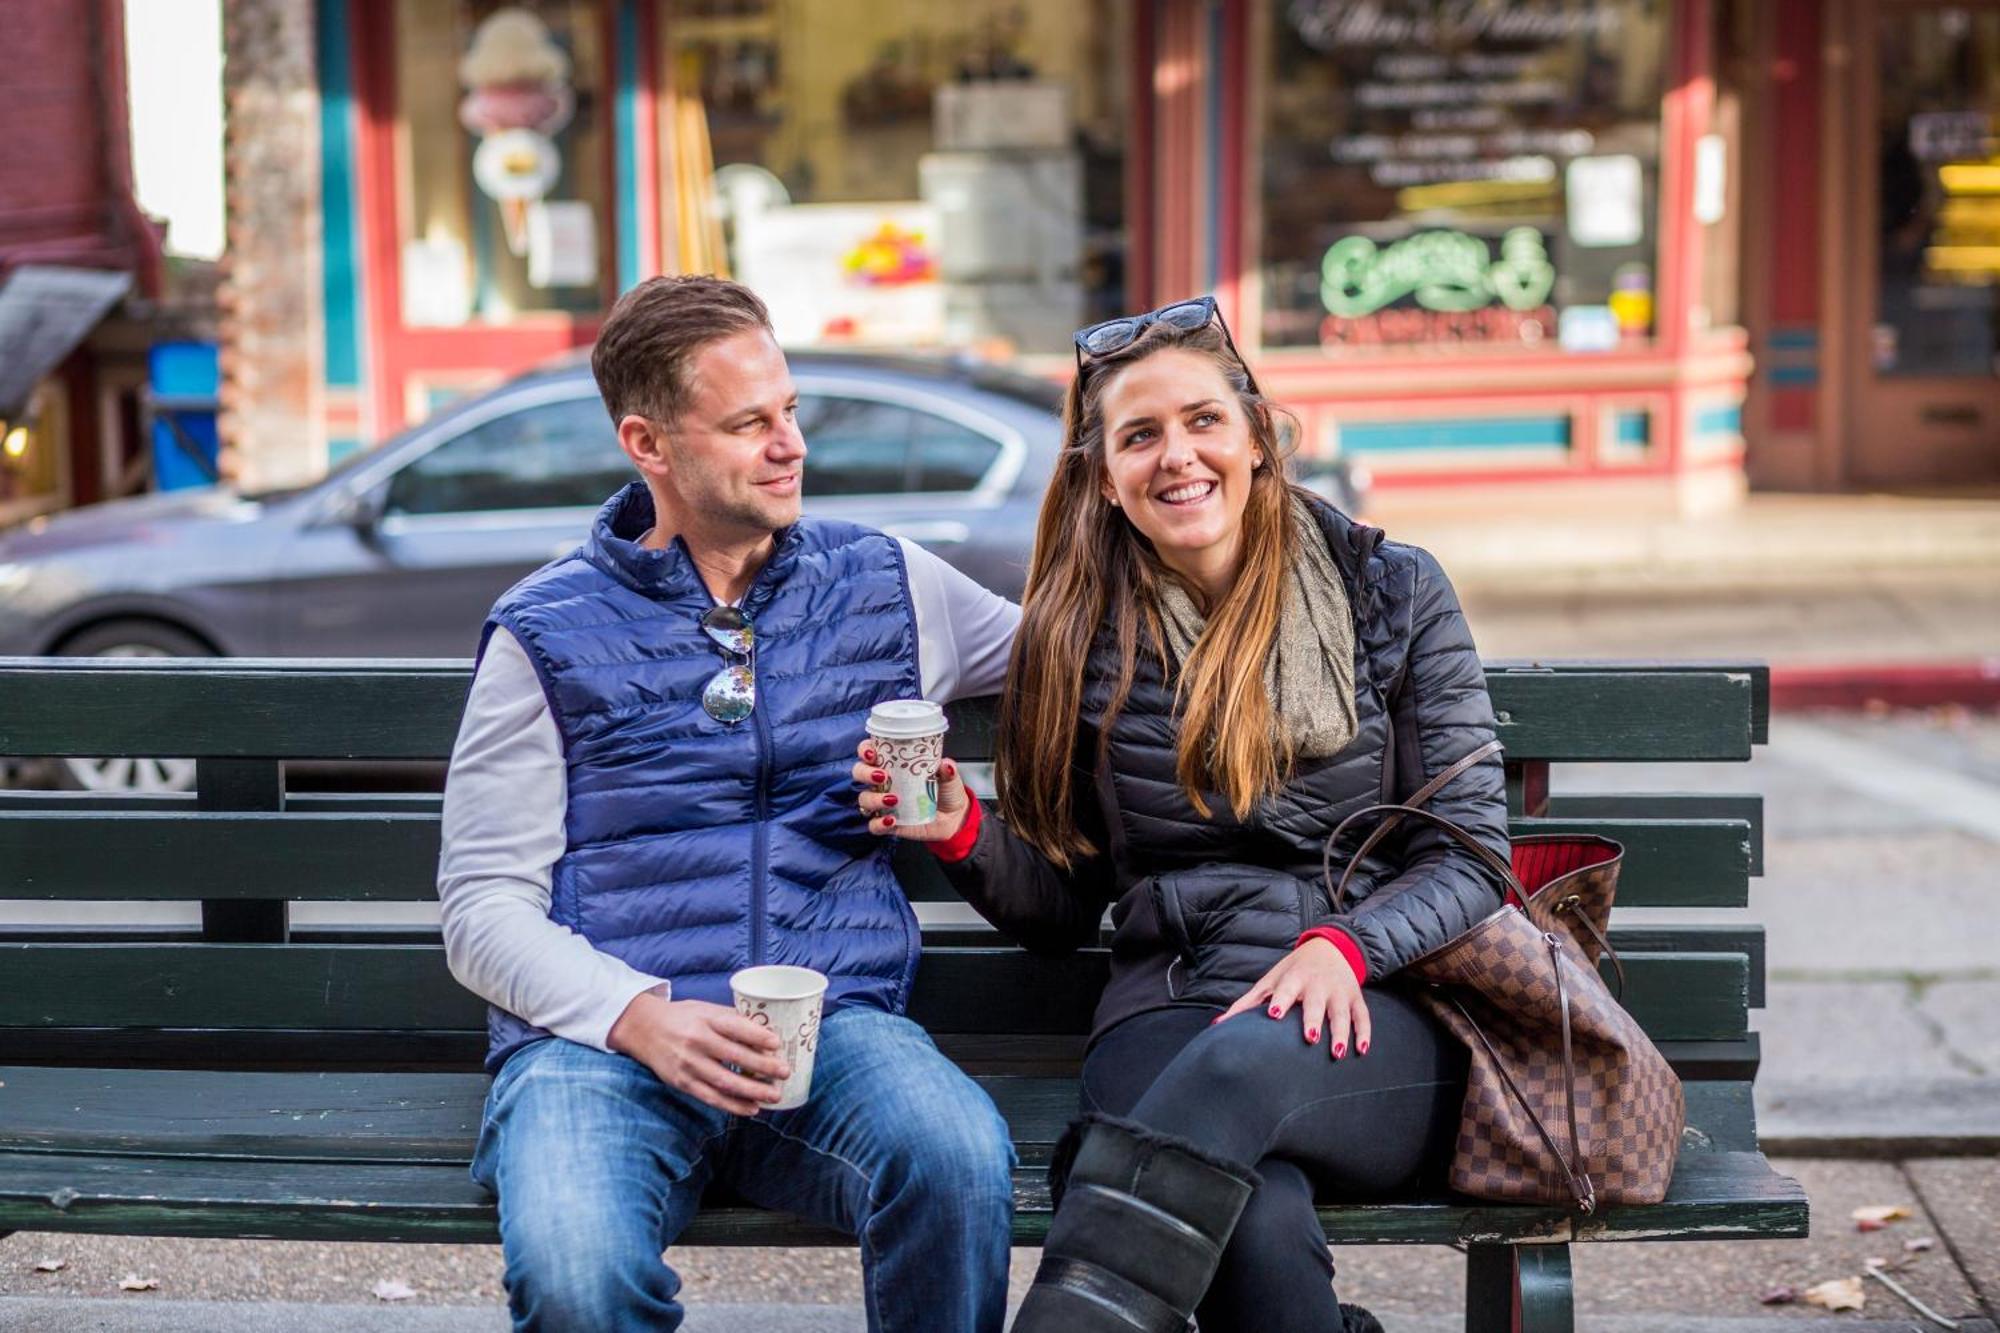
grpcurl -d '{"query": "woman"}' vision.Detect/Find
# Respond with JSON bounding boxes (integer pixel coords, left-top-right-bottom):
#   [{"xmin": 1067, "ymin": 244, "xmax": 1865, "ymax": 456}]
[{"xmin": 854, "ymin": 298, "xmax": 1511, "ymax": 1332}]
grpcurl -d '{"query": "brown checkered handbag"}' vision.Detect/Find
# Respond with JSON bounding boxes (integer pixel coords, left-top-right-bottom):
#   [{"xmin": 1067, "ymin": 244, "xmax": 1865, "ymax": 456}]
[{"xmin": 1322, "ymin": 740, "xmax": 1684, "ymax": 1211}]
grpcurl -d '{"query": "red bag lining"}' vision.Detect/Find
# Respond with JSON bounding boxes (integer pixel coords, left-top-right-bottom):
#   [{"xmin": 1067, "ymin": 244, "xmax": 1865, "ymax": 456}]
[{"xmin": 1511, "ymin": 839, "xmax": 1619, "ymax": 896}]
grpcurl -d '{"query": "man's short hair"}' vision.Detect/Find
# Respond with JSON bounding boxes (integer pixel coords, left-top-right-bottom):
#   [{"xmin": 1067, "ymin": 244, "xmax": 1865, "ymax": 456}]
[{"xmin": 591, "ymin": 275, "xmax": 773, "ymax": 427}]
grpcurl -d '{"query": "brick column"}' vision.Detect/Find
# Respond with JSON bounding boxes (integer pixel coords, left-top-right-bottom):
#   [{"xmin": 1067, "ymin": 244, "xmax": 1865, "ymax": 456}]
[{"xmin": 219, "ymin": 0, "xmax": 324, "ymax": 490}]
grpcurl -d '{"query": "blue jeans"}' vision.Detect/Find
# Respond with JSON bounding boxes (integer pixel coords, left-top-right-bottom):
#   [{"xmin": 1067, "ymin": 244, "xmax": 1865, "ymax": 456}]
[{"xmin": 472, "ymin": 1005, "xmax": 1015, "ymax": 1333}]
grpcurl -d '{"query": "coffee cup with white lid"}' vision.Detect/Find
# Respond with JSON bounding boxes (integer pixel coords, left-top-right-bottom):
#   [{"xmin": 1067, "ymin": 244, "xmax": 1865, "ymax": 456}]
[{"xmin": 866, "ymin": 699, "xmax": 949, "ymax": 828}]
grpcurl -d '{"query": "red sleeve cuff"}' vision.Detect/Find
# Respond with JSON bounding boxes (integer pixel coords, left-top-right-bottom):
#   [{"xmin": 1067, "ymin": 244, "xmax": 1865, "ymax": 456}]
[
  {"xmin": 926, "ymin": 786, "xmax": 983, "ymax": 863},
  {"xmin": 1296, "ymin": 926, "xmax": 1368, "ymax": 985}
]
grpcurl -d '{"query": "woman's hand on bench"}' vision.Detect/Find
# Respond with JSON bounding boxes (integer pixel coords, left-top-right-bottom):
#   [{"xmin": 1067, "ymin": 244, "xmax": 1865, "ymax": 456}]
[
  {"xmin": 851, "ymin": 741, "xmax": 972, "ymax": 843},
  {"xmin": 607, "ymin": 992, "xmax": 793, "ymax": 1116},
  {"xmin": 1214, "ymin": 938, "xmax": 1372, "ymax": 1060}
]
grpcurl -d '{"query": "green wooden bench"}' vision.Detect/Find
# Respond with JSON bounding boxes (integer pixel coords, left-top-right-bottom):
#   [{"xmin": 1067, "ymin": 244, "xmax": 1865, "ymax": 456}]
[{"xmin": 0, "ymin": 656, "xmax": 1806, "ymax": 1330}]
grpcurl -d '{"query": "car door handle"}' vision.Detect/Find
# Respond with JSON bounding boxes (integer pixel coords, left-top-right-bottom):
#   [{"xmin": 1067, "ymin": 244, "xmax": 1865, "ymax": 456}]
[{"xmin": 882, "ymin": 521, "xmax": 971, "ymax": 546}]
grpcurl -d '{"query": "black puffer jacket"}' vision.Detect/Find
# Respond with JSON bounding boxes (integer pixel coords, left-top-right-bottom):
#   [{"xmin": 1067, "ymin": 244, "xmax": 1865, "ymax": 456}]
[{"xmin": 941, "ymin": 498, "xmax": 1510, "ymax": 1038}]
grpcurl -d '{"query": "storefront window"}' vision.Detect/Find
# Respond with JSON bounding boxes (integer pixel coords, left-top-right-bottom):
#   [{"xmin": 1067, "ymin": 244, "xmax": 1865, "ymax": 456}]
[
  {"xmin": 0, "ymin": 383, "xmax": 68, "ymax": 520},
  {"xmin": 664, "ymin": 0, "xmax": 1131, "ymax": 354},
  {"xmin": 1874, "ymin": 7, "xmax": 2000, "ymax": 379},
  {"xmin": 396, "ymin": 1, "xmax": 612, "ymax": 326},
  {"xmin": 1261, "ymin": 0, "xmax": 1667, "ymax": 354}
]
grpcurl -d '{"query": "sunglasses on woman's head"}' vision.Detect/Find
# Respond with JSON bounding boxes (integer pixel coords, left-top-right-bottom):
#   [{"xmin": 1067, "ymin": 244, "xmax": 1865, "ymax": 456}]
[
  {"xmin": 699, "ymin": 605, "xmax": 755, "ymax": 724},
  {"xmin": 1073, "ymin": 297, "xmax": 1221, "ymax": 364},
  {"xmin": 1072, "ymin": 296, "xmax": 1259, "ymax": 396}
]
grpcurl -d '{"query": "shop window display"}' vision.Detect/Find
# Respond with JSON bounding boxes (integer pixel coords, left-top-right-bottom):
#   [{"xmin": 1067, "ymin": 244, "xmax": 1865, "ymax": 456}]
[
  {"xmin": 396, "ymin": 1, "xmax": 612, "ymax": 326},
  {"xmin": 0, "ymin": 384, "xmax": 66, "ymax": 521},
  {"xmin": 665, "ymin": 0, "xmax": 1131, "ymax": 353},
  {"xmin": 1261, "ymin": 0, "xmax": 1666, "ymax": 354},
  {"xmin": 1874, "ymin": 7, "xmax": 2000, "ymax": 379}
]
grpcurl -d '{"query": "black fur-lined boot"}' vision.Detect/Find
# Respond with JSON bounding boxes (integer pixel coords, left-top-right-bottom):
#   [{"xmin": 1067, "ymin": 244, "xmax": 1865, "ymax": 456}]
[
  {"xmin": 1339, "ymin": 1303, "xmax": 1387, "ymax": 1333},
  {"xmin": 1011, "ymin": 1115, "xmax": 1260, "ymax": 1333}
]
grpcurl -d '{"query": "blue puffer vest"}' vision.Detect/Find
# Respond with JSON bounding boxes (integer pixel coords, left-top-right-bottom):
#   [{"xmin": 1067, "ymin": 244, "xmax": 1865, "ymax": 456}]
[{"xmin": 479, "ymin": 483, "xmax": 925, "ymax": 1072}]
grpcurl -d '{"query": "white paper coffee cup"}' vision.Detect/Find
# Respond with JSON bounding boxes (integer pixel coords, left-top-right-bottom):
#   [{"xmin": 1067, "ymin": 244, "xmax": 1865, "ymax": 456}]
[
  {"xmin": 867, "ymin": 699, "xmax": 949, "ymax": 828},
  {"xmin": 730, "ymin": 965, "xmax": 829, "ymax": 1111}
]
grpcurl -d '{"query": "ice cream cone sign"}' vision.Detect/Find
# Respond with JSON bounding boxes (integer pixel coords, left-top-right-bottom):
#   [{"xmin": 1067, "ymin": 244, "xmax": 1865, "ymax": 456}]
[{"xmin": 460, "ymin": 8, "xmax": 575, "ymax": 255}]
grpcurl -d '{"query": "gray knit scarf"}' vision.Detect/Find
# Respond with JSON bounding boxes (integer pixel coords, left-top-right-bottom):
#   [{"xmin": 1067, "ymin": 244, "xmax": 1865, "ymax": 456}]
[{"xmin": 1156, "ymin": 496, "xmax": 1359, "ymax": 759}]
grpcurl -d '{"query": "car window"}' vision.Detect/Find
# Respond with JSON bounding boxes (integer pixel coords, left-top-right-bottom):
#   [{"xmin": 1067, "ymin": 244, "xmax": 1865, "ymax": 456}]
[
  {"xmin": 910, "ymin": 415, "xmax": 1003, "ymax": 493},
  {"xmin": 385, "ymin": 395, "xmax": 629, "ymax": 516},
  {"xmin": 797, "ymin": 395, "xmax": 913, "ymax": 497}
]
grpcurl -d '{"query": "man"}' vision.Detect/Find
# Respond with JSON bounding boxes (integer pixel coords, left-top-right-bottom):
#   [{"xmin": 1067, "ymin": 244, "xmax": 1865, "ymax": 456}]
[{"xmin": 438, "ymin": 275, "xmax": 1021, "ymax": 1332}]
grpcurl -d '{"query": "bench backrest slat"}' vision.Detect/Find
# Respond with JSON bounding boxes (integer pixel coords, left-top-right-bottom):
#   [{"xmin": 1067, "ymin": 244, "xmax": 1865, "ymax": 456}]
[
  {"xmin": 0, "ymin": 660, "xmax": 1760, "ymax": 763},
  {"xmin": 0, "ymin": 943, "xmax": 1749, "ymax": 1042},
  {"xmin": 0, "ymin": 809, "xmax": 1753, "ymax": 909}
]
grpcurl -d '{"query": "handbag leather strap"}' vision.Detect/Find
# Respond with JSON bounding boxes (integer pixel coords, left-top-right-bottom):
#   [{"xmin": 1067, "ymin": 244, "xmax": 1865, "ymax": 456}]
[{"xmin": 1321, "ymin": 740, "xmax": 1509, "ymax": 914}]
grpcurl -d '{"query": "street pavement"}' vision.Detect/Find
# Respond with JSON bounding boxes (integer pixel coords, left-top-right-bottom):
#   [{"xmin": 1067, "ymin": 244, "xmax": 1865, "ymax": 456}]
[{"xmin": 4, "ymin": 489, "xmax": 1998, "ymax": 1326}]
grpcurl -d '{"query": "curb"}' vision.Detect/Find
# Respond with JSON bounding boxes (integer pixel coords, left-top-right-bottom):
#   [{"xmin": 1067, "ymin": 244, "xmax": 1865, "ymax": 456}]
[
  {"xmin": 1758, "ymin": 1079, "xmax": 2000, "ymax": 1159},
  {"xmin": 1770, "ymin": 659, "xmax": 2000, "ymax": 712}
]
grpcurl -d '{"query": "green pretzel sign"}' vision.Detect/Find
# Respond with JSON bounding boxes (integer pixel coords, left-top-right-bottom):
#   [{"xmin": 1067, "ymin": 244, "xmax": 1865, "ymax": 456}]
[{"xmin": 1321, "ymin": 226, "xmax": 1556, "ymax": 317}]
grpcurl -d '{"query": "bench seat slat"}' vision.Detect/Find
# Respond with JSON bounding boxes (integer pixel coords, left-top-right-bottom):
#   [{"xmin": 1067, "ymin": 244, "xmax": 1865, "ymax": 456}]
[
  {"xmin": 0, "ymin": 1068, "xmax": 1763, "ymax": 1163},
  {"xmin": 0, "ymin": 1148, "xmax": 1807, "ymax": 1246},
  {"xmin": 0, "ymin": 945, "xmax": 1750, "ymax": 1042}
]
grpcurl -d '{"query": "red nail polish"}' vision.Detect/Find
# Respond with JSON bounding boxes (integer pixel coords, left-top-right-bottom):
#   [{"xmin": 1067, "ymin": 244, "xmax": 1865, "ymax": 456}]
[
  {"xmin": 1333, "ymin": 1043, "xmax": 1346, "ymax": 1058},
  {"xmin": 883, "ymin": 793, "xmax": 899, "ymax": 807},
  {"xmin": 1305, "ymin": 1029, "xmax": 1319, "ymax": 1043},
  {"xmin": 1268, "ymin": 1005, "xmax": 1282, "ymax": 1018},
  {"xmin": 864, "ymin": 749, "xmax": 878, "ymax": 763},
  {"xmin": 942, "ymin": 761, "xmax": 955, "ymax": 778},
  {"xmin": 871, "ymin": 770, "xmax": 886, "ymax": 784},
  {"xmin": 1359, "ymin": 1040, "xmax": 1370, "ymax": 1056},
  {"xmin": 882, "ymin": 815, "xmax": 896, "ymax": 828}
]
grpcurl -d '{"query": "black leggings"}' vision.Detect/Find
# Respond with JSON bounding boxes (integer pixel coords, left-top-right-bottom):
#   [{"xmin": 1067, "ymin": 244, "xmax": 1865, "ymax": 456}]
[{"xmin": 1080, "ymin": 989, "xmax": 1468, "ymax": 1332}]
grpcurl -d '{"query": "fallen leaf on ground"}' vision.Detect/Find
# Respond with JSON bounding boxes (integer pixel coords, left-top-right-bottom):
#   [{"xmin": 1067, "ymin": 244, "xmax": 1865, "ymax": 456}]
[
  {"xmin": 1802, "ymin": 1276, "xmax": 1865, "ymax": 1311},
  {"xmin": 372, "ymin": 1279, "xmax": 417, "ymax": 1302},
  {"xmin": 117, "ymin": 1275, "xmax": 160, "ymax": 1292},
  {"xmin": 32, "ymin": 1258, "xmax": 65, "ymax": 1273},
  {"xmin": 1851, "ymin": 1204, "xmax": 1912, "ymax": 1228},
  {"xmin": 1760, "ymin": 1283, "xmax": 1800, "ymax": 1304},
  {"xmin": 1905, "ymin": 1236, "xmax": 1936, "ymax": 1253}
]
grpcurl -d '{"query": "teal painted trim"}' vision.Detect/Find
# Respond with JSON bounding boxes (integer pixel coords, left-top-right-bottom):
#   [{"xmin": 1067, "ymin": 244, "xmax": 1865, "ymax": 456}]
[
  {"xmin": 615, "ymin": 0, "xmax": 643, "ymax": 291},
  {"xmin": 1613, "ymin": 411, "xmax": 1650, "ymax": 447},
  {"xmin": 1768, "ymin": 366, "xmax": 1819, "ymax": 387},
  {"xmin": 1694, "ymin": 402, "xmax": 1743, "ymax": 437},
  {"xmin": 326, "ymin": 437, "xmax": 363, "ymax": 466},
  {"xmin": 1767, "ymin": 327, "xmax": 1819, "ymax": 351},
  {"xmin": 1339, "ymin": 416, "xmax": 1572, "ymax": 454},
  {"xmin": 316, "ymin": 0, "xmax": 362, "ymax": 389}
]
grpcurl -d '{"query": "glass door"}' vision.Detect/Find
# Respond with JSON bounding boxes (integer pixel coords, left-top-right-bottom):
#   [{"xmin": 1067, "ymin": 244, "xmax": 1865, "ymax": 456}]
[{"xmin": 1849, "ymin": 2, "xmax": 2000, "ymax": 485}]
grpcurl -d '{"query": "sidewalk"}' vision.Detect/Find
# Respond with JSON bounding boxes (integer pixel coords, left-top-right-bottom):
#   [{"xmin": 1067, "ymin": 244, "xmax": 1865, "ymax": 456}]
[{"xmin": 1375, "ymin": 489, "xmax": 2000, "ymax": 699}]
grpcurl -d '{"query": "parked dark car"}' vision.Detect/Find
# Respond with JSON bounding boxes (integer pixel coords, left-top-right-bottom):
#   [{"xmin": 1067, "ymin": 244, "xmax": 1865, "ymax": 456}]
[{"xmin": 0, "ymin": 349, "xmax": 1365, "ymax": 791}]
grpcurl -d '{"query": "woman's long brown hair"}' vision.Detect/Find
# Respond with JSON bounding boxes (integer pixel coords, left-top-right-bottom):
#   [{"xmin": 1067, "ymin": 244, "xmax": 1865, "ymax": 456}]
[{"xmin": 994, "ymin": 318, "xmax": 1302, "ymax": 865}]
